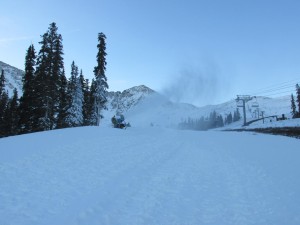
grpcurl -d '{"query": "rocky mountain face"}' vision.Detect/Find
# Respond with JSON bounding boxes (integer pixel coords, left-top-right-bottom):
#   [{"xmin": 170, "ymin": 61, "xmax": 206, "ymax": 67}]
[
  {"xmin": 0, "ymin": 61, "xmax": 24, "ymax": 97},
  {"xmin": 106, "ymin": 85, "xmax": 155, "ymax": 113}
]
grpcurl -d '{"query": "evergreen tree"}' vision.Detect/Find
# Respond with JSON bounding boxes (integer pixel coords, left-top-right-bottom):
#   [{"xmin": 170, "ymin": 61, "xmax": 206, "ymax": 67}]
[
  {"xmin": 1, "ymin": 89, "xmax": 19, "ymax": 137},
  {"xmin": 233, "ymin": 108, "xmax": 241, "ymax": 122},
  {"xmin": 73, "ymin": 77, "xmax": 84, "ymax": 125},
  {"xmin": 226, "ymin": 112, "xmax": 233, "ymax": 124},
  {"xmin": 33, "ymin": 22, "xmax": 64, "ymax": 131},
  {"xmin": 291, "ymin": 94, "xmax": 297, "ymax": 118},
  {"xmin": 31, "ymin": 32, "xmax": 49, "ymax": 131},
  {"xmin": 79, "ymin": 69, "xmax": 85, "ymax": 95},
  {"xmin": 0, "ymin": 70, "xmax": 9, "ymax": 137},
  {"xmin": 6, "ymin": 89, "xmax": 20, "ymax": 135},
  {"xmin": 0, "ymin": 69, "xmax": 5, "ymax": 93},
  {"xmin": 80, "ymin": 71, "xmax": 90, "ymax": 126},
  {"xmin": 217, "ymin": 115, "xmax": 224, "ymax": 127},
  {"xmin": 93, "ymin": 32, "xmax": 108, "ymax": 125},
  {"xmin": 296, "ymin": 84, "xmax": 300, "ymax": 117},
  {"xmin": 209, "ymin": 111, "xmax": 217, "ymax": 128},
  {"xmin": 65, "ymin": 62, "xmax": 84, "ymax": 127},
  {"xmin": 89, "ymin": 79, "xmax": 98, "ymax": 125},
  {"xmin": 19, "ymin": 44, "xmax": 36, "ymax": 133},
  {"xmin": 56, "ymin": 69, "xmax": 69, "ymax": 128}
]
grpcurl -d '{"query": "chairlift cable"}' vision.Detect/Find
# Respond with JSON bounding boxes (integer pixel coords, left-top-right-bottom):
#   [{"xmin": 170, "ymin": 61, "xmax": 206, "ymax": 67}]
[{"xmin": 248, "ymin": 78, "xmax": 300, "ymax": 94}]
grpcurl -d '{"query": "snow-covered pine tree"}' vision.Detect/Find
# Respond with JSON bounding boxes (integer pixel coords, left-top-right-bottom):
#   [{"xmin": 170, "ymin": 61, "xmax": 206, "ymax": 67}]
[
  {"xmin": 79, "ymin": 70, "xmax": 90, "ymax": 126},
  {"xmin": 88, "ymin": 79, "xmax": 98, "ymax": 125},
  {"xmin": 19, "ymin": 44, "xmax": 36, "ymax": 134},
  {"xmin": 65, "ymin": 61, "xmax": 84, "ymax": 127},
  {"xmin": 291, "ymin": 94, "xmax": 297, "ymax": 118},
  {"xmin": 73, "ymin": 77, "xmax": 84, "ymax": 126},
  {"xmin": 56, "ymin": 69, "xmax": 69, "ymax": 128},
  {"xmin": 33, "ymin": 22, "xmax": 64, "ymax": 131},
  {"xmin": 93, "ymin": 32, "xmax": 108, "ymax": 126}
]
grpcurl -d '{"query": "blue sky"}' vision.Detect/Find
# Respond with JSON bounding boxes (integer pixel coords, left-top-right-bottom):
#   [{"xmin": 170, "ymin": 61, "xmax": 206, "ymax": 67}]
[{"xmin": 1, "ymin": 0, "xmax": 300, "ymax": 106}]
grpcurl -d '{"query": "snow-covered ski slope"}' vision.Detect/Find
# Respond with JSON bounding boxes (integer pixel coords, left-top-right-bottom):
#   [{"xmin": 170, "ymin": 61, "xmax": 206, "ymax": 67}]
[
  {"xmin": 127, "ymin": 95, "xmax": 295, "ymax": 129},
  {"xmin": 0, "ymin": 126, "xmax": 300, "ymax": 225}
]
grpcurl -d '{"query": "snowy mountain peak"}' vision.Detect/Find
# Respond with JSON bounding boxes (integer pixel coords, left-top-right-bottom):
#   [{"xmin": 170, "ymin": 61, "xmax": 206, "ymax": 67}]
[
  {"xmin": 106, "ymin": 85, "xmax": 155, "ymax": 113},
  {"xmin": 0, "ymin": 61, "xmax": 24, "ymax": 97},
  {"xmin": 124, "ymin": 85, "xmax": 155, "ymax": 95}
]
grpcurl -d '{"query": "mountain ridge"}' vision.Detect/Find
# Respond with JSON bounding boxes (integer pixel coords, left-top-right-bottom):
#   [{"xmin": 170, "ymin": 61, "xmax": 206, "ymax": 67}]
[
  {"xmin": 0, "ymin": 61, "xmax": 24, "ymax": 97},
  {"xmin": 0, "ymin": 61, "xmax": 293, "ymax": 129}
]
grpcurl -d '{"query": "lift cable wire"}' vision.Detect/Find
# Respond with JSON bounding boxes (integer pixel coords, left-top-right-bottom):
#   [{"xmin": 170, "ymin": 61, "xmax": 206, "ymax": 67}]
[
  {"xmin": 247, "ymin": 79, "xmax": 300, "ymax": 96},
  {"xmin": 248, "ymin": 78, "xmax": 300, "ymax": 94}
]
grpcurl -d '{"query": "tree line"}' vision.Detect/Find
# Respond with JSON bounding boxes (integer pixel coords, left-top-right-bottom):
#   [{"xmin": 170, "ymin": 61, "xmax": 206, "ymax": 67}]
[
  {"xmin": 0, "ymin": 22, "xmax": 108, "ymax": 138},
  {"xmin": 291, "ymin": 84, "xmax": 300, "ymax": 118},
  {"xmin": 178, "ymin": 109, "xmax": 241, "ymax": 131}
]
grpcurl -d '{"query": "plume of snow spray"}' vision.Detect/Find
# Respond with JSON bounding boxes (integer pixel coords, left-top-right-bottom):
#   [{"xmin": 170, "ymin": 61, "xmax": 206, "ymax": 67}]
[{"xmin": 162, "ymin": 62, "xmax": 230, "ymax": 107}]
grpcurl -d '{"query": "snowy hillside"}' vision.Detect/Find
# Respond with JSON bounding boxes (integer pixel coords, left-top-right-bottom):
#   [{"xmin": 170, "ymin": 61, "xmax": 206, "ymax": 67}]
[
  {"xmin": 0, "ymin": 126, "xmax": 300, "ymax": 225},
  {"xmin": 112, "ymin": 92, "xmax": 293, "ymax": 129},
  {"xmin": 0, "ymin": 61, "xmax": 24, "ymax": 97}
]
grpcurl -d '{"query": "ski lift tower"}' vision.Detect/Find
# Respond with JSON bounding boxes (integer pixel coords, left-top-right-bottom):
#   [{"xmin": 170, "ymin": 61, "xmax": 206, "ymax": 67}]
[{"xmin": 236, "ymin": 95, "xmax": 253, "ymax": 126}]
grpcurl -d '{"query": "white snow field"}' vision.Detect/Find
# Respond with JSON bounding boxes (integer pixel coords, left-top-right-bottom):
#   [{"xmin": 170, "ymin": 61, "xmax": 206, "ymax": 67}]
[{"xmin": 0, "ymin": 126, "xmax": 300, "ymax": 225}]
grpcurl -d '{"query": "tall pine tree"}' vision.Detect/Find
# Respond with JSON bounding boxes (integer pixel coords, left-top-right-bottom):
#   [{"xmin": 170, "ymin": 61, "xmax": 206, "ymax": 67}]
[
  {"xmin": 82, "ymin": 78, "xmax": 94, "ymax": 126},
  {"xmin": 93, "ymin": 32, "xmax": 108, "ymax": 126},
  {"xmin": 65, "ymin": 61, "xmax": 84, "ymax": 127},
  {"xmin": 56, "ymin": 68, "xmax": 69, "ymax": 128},
  {"xmin": 79, "ymin": 70, "xmax": 90, "ymax": 126},
  {"xmin": 33, "ymin": 22, "xmax": 64, "ymax": 131},
  {"xmin": 19, "ymin": 44, "xmax": 36, "ymax": 133}
]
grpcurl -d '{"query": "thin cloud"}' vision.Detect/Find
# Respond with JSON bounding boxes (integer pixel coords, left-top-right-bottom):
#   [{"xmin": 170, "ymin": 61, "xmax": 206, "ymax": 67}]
[{"xmin": 0, "ymin": 36, "xmax": 35, "ymax": 43}]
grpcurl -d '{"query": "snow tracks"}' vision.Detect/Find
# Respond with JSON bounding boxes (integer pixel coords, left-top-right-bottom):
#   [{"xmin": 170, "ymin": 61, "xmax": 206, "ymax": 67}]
[{"xmin": 0, "ymin": 127, "xmax": 299, "ymax": 225}]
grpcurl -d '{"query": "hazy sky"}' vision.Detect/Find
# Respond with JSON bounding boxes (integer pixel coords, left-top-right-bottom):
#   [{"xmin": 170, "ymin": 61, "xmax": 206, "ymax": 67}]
[{"xmin": 1, "ymin": 0, "xmax": 300, "ymax": 106}]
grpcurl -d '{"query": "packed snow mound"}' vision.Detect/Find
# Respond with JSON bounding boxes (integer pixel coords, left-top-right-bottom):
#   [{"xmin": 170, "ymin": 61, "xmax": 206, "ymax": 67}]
[
  {"xmin": 0, "ymin": 126, "xmax": 300, "ymax": 224},
  {"xmin": 0, "ymin": 61, "xmax": 24, "ymax": 97}
]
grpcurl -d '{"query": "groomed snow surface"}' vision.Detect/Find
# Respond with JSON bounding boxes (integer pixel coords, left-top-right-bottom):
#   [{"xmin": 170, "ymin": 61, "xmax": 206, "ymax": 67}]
[{"xmin": 0, "ymin": 126, "xmax": 300, "ymax": 225}]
